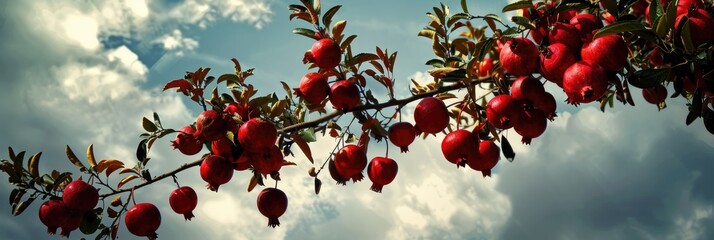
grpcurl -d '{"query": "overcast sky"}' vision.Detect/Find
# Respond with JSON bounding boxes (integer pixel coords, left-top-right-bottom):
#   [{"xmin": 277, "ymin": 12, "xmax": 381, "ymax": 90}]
[{"xmin": 1, "ymin": 0, "xmax": 713, "ymax": 239}]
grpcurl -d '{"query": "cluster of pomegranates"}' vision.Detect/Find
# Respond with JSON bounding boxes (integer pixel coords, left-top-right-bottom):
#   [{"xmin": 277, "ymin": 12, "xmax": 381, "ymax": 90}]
[{"xmin": 38, "ymin": 180, "xmax": 99, "ymax": 238}]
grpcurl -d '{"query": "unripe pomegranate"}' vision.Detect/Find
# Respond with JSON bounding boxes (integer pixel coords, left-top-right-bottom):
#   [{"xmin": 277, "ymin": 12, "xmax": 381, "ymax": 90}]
[
  {"xmin": 224, "ymin": 102, "xmax": 259, "ymax": 121},
  {"xmin": 329, "ymin": 80, "xmax": 361, "ymax": 110},
  {"xmin": 441, "ymin": 130, "xmax": 479, "ymax": 167},
  {"xmin": 539, "ymin": 43, "xmax": 576, "ymax": 86},
  {"xmin": 548, "ymin": 22, "xmax": 582, "ymax": 52},
  {"xmin": 675, "ymin": 8, "xmax": 714, "ymax": 47},
  {"xmin": 569, "ymin": 13, "xmax": 603, "ymax": 38},
  {"xmin": 238, "ymin": 118, "xmax": 277, "ymax": 153},
  {"xmin": 252, "ymin": 145, "xmax": 286, "ymax": 176},
  {"xmin": 125, "ymin": 203, "xmax": 161, "ymax": 240},
  {"xmin": 388, "ymin": 122, "xmax": 416, "ymax": 152},
  {"xmin": 62, "ymin": 180, "xmax": 98, "ymax": 212},
  {"xmin": 39, "ymin": 199, "xmax": 68, "ymax": 235},
  {"xmin": 333, "ymin": 145, "xmax": 368, "ymax": 182},
  {"xmin": 563, "ymin": 61, "xmax": 609, "ymax": 104},
  {"xmin": 486, "ymin": 95, "xmax": 523, "ymax": 129},
  {"xmin": 308, "ymin": 38, "xmax": 341, "ymax": 69},
  {"xmin": 171, "ymin": 125, "xmax": 203, "ymax": 155},
  {"xmin": 200, "ymin": 155, "xmax": 234, "ymax": 191},
  {"xmin": 169, "ymin": 186, "xmax": 198, "ymax": 221},
  {"xmin": 533, "ymin": 91, "xmax": 557, "ymax": 120},
  {"xmin": 295, "ymin": 72, "xmax": 329, "ymax": 104},
  {"xmin": 643, "ymin": 84, "xmax": 668, "ymax": 105},
  {"xmin": 499, "ymin": 37, "xmax": 539, "ymax": 76},
  {"xmin": 514, "ymin": 109, "xmax": 548, "ymax": 144},
  {"xmin": 257, "ymin": 188, "xmax": 288, "ymax": 228},
  {"xmin": 59, "ymin": 209, "xmax": 83, "ymax": 238},
  {"xmin": 467, "ymin": 140, "xmax": 500, "ymax": 177},
  {"xmin": 367, "ymin": 157, "xmax": 398, "ymax": 193},
  {"xmin": 414, "ymin": 97, "xmax": 450, "ymax": 134},
  {"xmin": 581, "ymin": 35, "xmax": 628, "ymax": 73},
  {"xmin": 510, "ymin": 76, "xmax": 546, "ymax": 106},
  {"xmin": 195, "ymin": 110, "xmax": 227, "ymax": 141}
]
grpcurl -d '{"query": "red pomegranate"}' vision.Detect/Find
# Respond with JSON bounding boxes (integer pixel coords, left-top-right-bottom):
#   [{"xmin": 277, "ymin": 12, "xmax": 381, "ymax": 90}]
[
  {"xmin": 329, "ymin": 80, "xmax": 361, "ymax": 110},
  {"xmin": 171, "ymin": 125, "xmax": 203, "ymax": 156},
  {"xmin": 677, "ymin": 0, "xmax": 705, "ymax": 16},
  {"xmin": 563, "ymin": 61, "xmax": 609, "ymax": 104},
  {"xmin": 675, "ymin": 8, "xmax": 714, "ymax": 47},
  {"xmin": 194, "ymin": 110, "xmax": 227, "ymax": 141},
  {"xmin": 333, "ymin": 145, "xmax": 368, "ymax": 182},
  {"xmin": 530, "ymin": 24, "xmax": 549, "ymax": 44},
  {"xmin": 238, "ymin": 118, "xmax": 277, "ymax": 153},
  {"xmin": 581, "ymin": 34, "xmax": 628, "ymax": 73},
  {"xmin": 329, "ymin": 159, "xmax": 349, "ymax": 185},
  {"xmin": 211, "ymin": 136, "xmax": 241, "ymax": 161},
  {"xmin": 499, "ymin": 37, "xmax": 539, "ymax": 76},
  {"xmin": 367, "ymin": 157, "xmax": 398, "ymax": 193},
  {"xmin": 510, "ymin": 76, "xmax": 546, "ymax": 106},
  {"xmin": 252, "ymin": 145, "xmax": 286, "ymax": 176},
  {"xmin": 569, "ymin": 13, "xmax": 603, "ymax": 38},
  {"xmin": 200, "ymin": 155, "xmax": 234, "ymax": 191},
  {"xmin": 125, "ymin": 203, "xmax": 161, "ymax": 240},
  {"xmin": 533, "ymin": 91, "xmax": 557, "ymax": 120},
  {"xmin": 486, "ymin": 95, "xmax": 523, "ymax": 129},
  {"xmin": 649, "ymin": 47, "xmax": 666, "ymax": 67},
  {"xmin": 643, "ymin": 84, "xmax": 668, "ymax": 105},
  {"xmin": 548, "ymin": 22, "xmax": 583, "ymax": 52},
  {"xmin": 478, "ymin": 57, "xmax": 494, "ymax": 78},
  {"xmin": 169, "ymin": 186, "xmax": 198, "ymax": 221},
  {"xmin": 441, "ymin": 130, "xmax": 479, "ymax": 167},
  {"xmin": 59, "ymin": 209, "xmax": 83, "ymax": 238},
  {"xmin": 539, "ymin": 43, "xmax": 576, "ymax": 86},
  {"xmin": 388, "ymin": 122, "xmax": 416, "ymax": 152},
  {"xmin": 62, "ymin": 180, "xmax": 98, "ymax": 212},
  {"xmin": 467, "ymin": 140, "xmax": 500, "ymax": 177},
  {"xmin": 414, "ymin": 97, "xmax": 450, "ymax": 134},
  {"xmin": 514, "ymin": 108, "xmax": 548, "ymax": 145},
  {"xmin": 309, "ymin": 38, "xmax": 341, "ymax": 69},
  {"xmin": 257, "ymin": 188, "xmax": 288, "ymax": 228},
  {"xmin": 295, "ymin": 72, "xmax": 329, "ymax": 104},
  {"xmin": 39, "ymin": 199, "xmax": 68, "ymax": 235},
  {"xmin": 631, "ymin": 0, "xmax": 648, "ymax": 16},
  {"xmin": 224, "ymin": 102, "xmax": 259, "ymax": 121}
]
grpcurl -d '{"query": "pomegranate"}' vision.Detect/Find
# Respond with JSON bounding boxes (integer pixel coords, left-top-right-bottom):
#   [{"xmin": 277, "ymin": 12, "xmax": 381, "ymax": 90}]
[
  {"xmin": 539, "ymin": 43, "xmax": 576, "ymax": 86},
  {"xmin": 441, "ymin": 130, "xmax": 479, "ymax": 167},
  {"xmin": 194, "ymin": 110, "xmax": 227, "ymax": 141},
  {"xmin": 388, "ymin": 122, "xmax": 416, "ymax": 152},
  {"xmin": 62, "ymin": 180, "xmax": 98, "ymax": 212},
  {"xmin": 486, "ymin": 95, "xmax": 523, "ymax": 129},
  {"xmin": 514, "ymin": 109, "xmax": 548, "ymax": 144},
  {"xmin": 677, "ymin": 0, "xmax": 705, "ymax": 16},
  {"xmin": 478, "ymin": 57, "xmax": 494, "ymax": 78},
  {"xmin": 675, "ymin": 8, "xmax": 714, "ymax": 47},
  {"xmin": 414, "ymin": 97, "xmax": 450, "ymax": 134},
  {"xmin": 548, "ymin": 22, "xmax": 582, "ymax": 52},
  {"xmin": 200, "ymin": 155, "xmax": 234, "ymax": 191},
  {"xmin": 563, "ymin": 61, "xmax": 609, "ymax": 104},
  {"xmin": 569, "ymin": 13, "xmax": 603, "ymax": 38},
  {"xmin": 510, "ymin": 76, "xmax": 546, "ymax": 106},
  {"xmin": 530, "ymin": 24, "xmax": 549, "ymax": 44},
  {"xmin": 59, "ymin": 209, "xmax": 83, "ymax": 238},
  {"xmin": 333, "ymin": 145, "xmax": 368, "ymax": 182},
  {"xmin": 329, "ymin": 80, "xmax": 361, "ymax": 110},
  {"xmin": 238, "ymin": 118, "xmax": 277, "ymax": 153},
  {"xmin": 125, "ymin": 203, "xmax": 161, "ymax": 240},
  {"xmin": 367, "ymin": 157, "xmax": 398, "ymax": 193},
  {"xmin": 252, "ymin": 145, "xmax": 286, "ymax": 176},
  {"xmin": 533, "ymin": 91, "xmax": 557, "ymax": 120},
  {"xmin": 211, "ymin": 136, "xmax": 241, "ymax": 161},
  {"xmin": 499, "ymin": 37, "xmax": 539, "ymax": 76},
  {"xmin": 294, "ymin": 72, "xmax": 329, "ymax": 104},
  {"xmin": 257, "ymin": 188, "xmax": 288, "ymax": 228},
  {"xmin": 39, "ymin": 199, "xmax": 68, "ymax": 235},
  {"xmin": 309, "ymin": 38, "xmax": 341, "ymax": 69},
  {"xmin": 643, "ymin": 84, "xmax": 668, "ymax": 105},
  {"xmin": 649, "ymin": 47, "xmax": 666, "ymax": 67},
  {"xmin": 329, "ymin": 159, "xmax": 349, "ymax": 185},
  {"xmin": 631, "ymin": 0, "xmax": 648, "ymax": 16},
  {"xmin": 467, "ymin": 140, "xmax": 500, "ymax": 177},
  {"xmin": 171, "ymin": 125, "xmax": 203, "ymax": 156},
  {"xmin": 581, "ymin": 34, "xmax": 628, "ymax": 73},
  {"xmin": 224, "ymin": 102, "xmax": 259, "ymax": 121},
  {"xmin": 169, "ymin": 186, "xmax": 198, "ymax": 221}
]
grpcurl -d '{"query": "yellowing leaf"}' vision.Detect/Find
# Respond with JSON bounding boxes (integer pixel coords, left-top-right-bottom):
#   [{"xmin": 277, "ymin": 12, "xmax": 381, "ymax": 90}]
[
  {"xmin": 289, "ymin": 133, "xmax": 314, "ymax": 164},
  {"xmin": 86, "ymin": 144, "xmax": 97, "ymax": 169},
  {"xmin": 117, "ymin": 175, "xmax": 139, "ymax": 189}
]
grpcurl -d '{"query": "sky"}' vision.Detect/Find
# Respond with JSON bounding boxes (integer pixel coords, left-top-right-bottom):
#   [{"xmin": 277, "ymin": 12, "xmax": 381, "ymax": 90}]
[{"xmin": 0, "ymin": 0, "xmax": 713, "ymax": 239}]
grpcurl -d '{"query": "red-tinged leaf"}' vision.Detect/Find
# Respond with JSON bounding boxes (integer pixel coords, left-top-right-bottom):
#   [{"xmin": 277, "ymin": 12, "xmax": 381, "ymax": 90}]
[
  {"xmin": 95, "ymin": 160, "xmax": 123, "ymax": 174},
  {"xmin": 376, "ymin": 46, "xmax": 386, "ymax": 63},
  {"xmin": 388, "ymin": 51, "xmax": 397, "ymax": 72},
  {"xmin": 231, "ymin": 58, "xmax": 241, "ymax": 73},
  {"xmin": 110, "ymin": 196, "xmax": 122, "ymax": 207},
  {"xmin": 65, "ymin": 145, "xmax": 87, "ymax": 172},
  {"xmin": 163, "ymin": 79, "xmax": 193, "ymax": 94},
  {"xmin": 282, "ymin": 161, "xmax": 297, "ymax": 166},
  {"xmin": 300, "ymin": 0, "xmax": 319, "ymax": 24},
  {"xmin": 290, "ymin": 12, "xmax": 312, "ymax": 22},
  {"xmin": 247, "ymin": 175, "xmax": 258, "ymax": 192},
  {"xmin": 289, "ymin": 133, "xmax": 314, "ymax": 163},
  {"xmin": 107, "ymin": 208, "xmax": 118, "ymax": 218},
  {"xmin": 117, "ymin": 175, "xmax": 139, "ymax": 189},
  {"xmin": 119, "ymin": 168, "xmax": 137, "ymax": 175},
  {"xmin": 368, "ymin": 61, "xmax": 384, "ymax": 74},
  {"xmin": 105, "ymin": 163, "xmax": 124, "ymax": 177},
  {"xmin": 111, "ymin": 224, "xmax": 118, "ymax": 240}
]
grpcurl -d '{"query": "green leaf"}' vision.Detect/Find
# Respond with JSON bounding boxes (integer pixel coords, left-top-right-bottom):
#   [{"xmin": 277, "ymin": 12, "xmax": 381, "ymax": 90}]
[
  {"xmin": 293, "ymin": 28, "xmax": 319, "ymax": 40},
  {"xmin": 679, "ymin": 17, "xmax": 695, "ymax": 52},
  {"xmin": 349, "ymin": 53, "xmax": 379, "ymax": 66},
  {"xmin": 248, "ymin": 93, "xmax": 278, "ymax": 108},
  {"xmin": 152, "ymin": 112, "xmax": 162, "ymax": 129},
  {"xmin": 483, "ymin": 14, "xmax": 502, "ymax": 24},
  {"xmin": 80, "ymin": 208, "xmax": 103, "ymax": 235},
  {"xmin": 502, "ymin": 0, "xmax": 533, "ymax": 13},
  {"xmin": 217, "ymin": 74, "xmax": 241, "ymax": 85},
  {"xmin": 321, "ymin": 5, "xmax": 341, "ymax": 29},
  {"xmin": 13, "ymin": 196, "xmax": 35, "ymax": 216},
  {"xmin": 460, "ymin": 0, "xmax": 469, "ymax": 13},
  {"xmin": 593, "ymin": 20, "xmax": 646, "ymax": 38},
  {"xmin": 314, "ymin": 178, "xmax": 322, "ymax": 195},
  {"xmin": 65, "ymin": 146, "xmax": 87, "ymax": 172},
  {"xmin": 142, "ymin": 117, "xmax": 157, "ymax": 132},
  {"xmin": 425, "ymin": 59, "xmax": 445, "ymax": 68},
  {"xmin": 299, "ymin": 128, "xmax": 317, "ymax": 142},
  {"xmin": 280, "ymin": 81, "xmax": 293, "ymax": 100},
  {"xmin": 136, "ymin": 139, "xmax": 147, "ymax": 163},
  {"xmin": 511, "ymin": 16, "xmax": 535, "ymax": 30},
  {"xmin": 648, "ymin": 0, "xmax": 664, "ymax": 24},
  {"xmin": 628, "ymin": 68, "xmax": 672, "ymax": 89}
]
